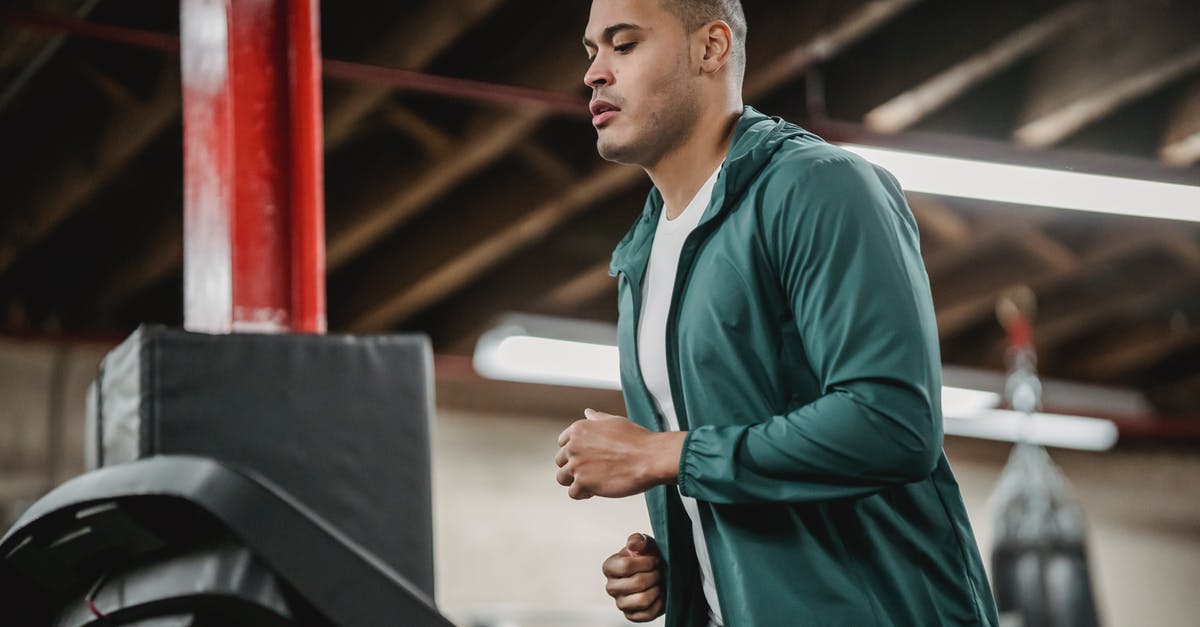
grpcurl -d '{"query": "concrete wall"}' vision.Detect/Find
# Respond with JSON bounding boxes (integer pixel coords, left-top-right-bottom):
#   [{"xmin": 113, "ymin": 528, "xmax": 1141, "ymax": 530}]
[
  {"xmin": 0, "ymin": 338, "xmax": 106, "ymax": 523},
  {"xmin": 1, "ymin": 338, "xmax": 1198, "ymax": 626}
]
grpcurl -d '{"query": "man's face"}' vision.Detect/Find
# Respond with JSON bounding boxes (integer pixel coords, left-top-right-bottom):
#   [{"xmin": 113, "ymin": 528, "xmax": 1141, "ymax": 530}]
[{"xmin": 583, "ymin": 0, "xmax": 699, "ymax": 166}]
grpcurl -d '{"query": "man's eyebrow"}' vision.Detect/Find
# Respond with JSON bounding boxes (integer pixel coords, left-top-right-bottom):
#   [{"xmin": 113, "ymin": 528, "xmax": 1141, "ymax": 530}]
[{"xmin": 582, "ymin": 23, "xmax": 645, "ymax": 49}]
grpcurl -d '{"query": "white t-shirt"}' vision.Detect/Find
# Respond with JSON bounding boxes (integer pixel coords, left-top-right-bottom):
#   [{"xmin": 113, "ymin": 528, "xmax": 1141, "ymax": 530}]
[{"xmin": 637, "ymin": 161, "xmax": 724, "ymax": 627}]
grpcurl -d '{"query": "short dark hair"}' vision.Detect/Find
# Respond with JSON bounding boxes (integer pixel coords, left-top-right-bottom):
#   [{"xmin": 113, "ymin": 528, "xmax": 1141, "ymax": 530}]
[{"xmin": 659, "ymin": 0, "xmax": 747, "ymax": 79}]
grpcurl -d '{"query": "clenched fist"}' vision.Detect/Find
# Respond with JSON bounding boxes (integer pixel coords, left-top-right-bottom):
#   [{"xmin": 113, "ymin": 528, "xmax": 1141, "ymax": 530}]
[
  {"xmin": 555, "ymin": 408, "xmax": 685, "ymax": 499},
  {"xmin": 604, "ymin": 533, "xmax": 665, "ymax": 622}
]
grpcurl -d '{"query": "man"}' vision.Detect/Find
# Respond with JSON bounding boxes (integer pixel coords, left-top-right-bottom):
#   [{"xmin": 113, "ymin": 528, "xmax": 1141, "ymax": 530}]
[{"xmin": 554, "ymin": 1, "xmax": 1000, "ymax": 625}]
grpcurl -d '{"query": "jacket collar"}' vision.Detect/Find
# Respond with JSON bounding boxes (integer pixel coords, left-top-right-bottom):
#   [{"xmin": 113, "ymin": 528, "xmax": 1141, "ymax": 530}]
[{"xmin": 608, "ymin": 105, "xmax": 816, "ymax": 279}]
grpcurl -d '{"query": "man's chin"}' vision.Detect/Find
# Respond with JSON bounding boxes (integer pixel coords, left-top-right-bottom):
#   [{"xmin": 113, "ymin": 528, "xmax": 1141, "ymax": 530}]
[{"xmin": 596, "ymin": 136, "xmax": 639, "ymax": 165}]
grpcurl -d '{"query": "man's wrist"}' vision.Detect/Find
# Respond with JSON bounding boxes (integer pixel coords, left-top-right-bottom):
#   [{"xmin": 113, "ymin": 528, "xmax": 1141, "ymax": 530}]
[{"xmin": 643, "ymin": 431, "xmax": 687, "ymax": 486}]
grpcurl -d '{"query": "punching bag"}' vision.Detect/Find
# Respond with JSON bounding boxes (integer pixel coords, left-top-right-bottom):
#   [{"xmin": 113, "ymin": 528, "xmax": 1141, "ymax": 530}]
[{"xmin": 989, "ymin": 288, "xmax": 1102, "ymax": 627}]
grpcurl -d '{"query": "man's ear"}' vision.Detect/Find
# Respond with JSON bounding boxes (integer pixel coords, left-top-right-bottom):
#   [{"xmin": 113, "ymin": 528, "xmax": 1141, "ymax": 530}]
[{"xmin": 698, "ymin": 20, "xmax": 733, "ymax": 74}]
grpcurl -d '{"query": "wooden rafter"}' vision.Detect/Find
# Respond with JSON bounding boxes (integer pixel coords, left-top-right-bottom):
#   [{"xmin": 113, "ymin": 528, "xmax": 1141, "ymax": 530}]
[
  {"xmin": 1080, "ymin": 326, "xmax": 1200, "ymax": 382},
  {"xmin": 743, "ymin": 0, "xmax": 923, "ymax": 99},
  {"xmin": 430, "ymin": 252, "xmax": 614, "ymax": 354},
  {"xmin": 0, "ymin": 66, "xmax": 178, "ymax": 278},
  {"xmin": 341, "ymin": 0, "xmax": 923, "ymax": 333},
  {"xmin": 1160, "ymin": 77, "xmax": 1200, "ymax": 167},
  {"xmin": 87, "ymin": 1, "xmax": 496, "ymax": 316},
  {"xmin": 344, "ymin": 164, "xmax": 641, "ymax": 332},
  {"xmin": 381, "ymin": 101, "xmax": 577, "ymax": 184},
  {"xmin": 937, "ymin": 230, "xmax": 1199, "ymax": 339},
  {"xmin": 325, "ymin": 43, "xmax": 586, "ymax": 270},
  {"xmin": 539, "ymin": 260, "xmax": 615, "ymax": 315},
  {"xmin": 1035, "ymin": 275, "xmax": 1200, "ymax": 353},
  {"xmin": 924, "ymin": 222, "xmax": 1043, "ymax": 279},
  {"xmin": 865, "ymin": 1, "xmax": 1091, "ymax": 133},
  {"xmin": 1013, "ymin": 1, "xmax": 1200, "ymax": 148},
  {"xmin": 1016, "ymin": 227, "xmax": 1078, "ymax": 272},
  {"xmin": 417, "ymin": 191, "xmax": 644, "ymax": 351},
  {"xmin": 92, "ymin": 212, "xmax": 183, "ymax": 321},
  {"xmin": 378, "ymin": 102, "xmax": 455, "ymax": 156},
  {"xmin": 322, "ymin": 0, "xmax": 505, "ymax": 150},
  {"xmin": 906, "ymin": 193, "xmax": 972, "ymax": 249}
]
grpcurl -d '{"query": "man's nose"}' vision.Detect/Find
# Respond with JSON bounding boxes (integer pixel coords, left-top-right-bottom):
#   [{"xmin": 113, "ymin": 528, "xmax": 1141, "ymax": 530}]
[{"xmin": 584, "ymin": 56, "xmax": 612, "ymax": 89}]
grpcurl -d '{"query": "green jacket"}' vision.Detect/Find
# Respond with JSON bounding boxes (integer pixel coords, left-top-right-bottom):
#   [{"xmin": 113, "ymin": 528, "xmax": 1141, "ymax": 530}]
[{"xmin": 608, "ymin": 106, "xmax": 999, "ymax": 627}]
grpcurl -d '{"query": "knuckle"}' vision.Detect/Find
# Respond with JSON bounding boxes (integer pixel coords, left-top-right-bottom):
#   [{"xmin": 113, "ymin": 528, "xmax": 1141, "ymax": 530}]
[
  {"xmin": 616, "ymin": 591, "xmax": 650, "ymax": 612},
  {"xmin": 633, "ymin": 571, "xmax": 657, "ymax": 590}
]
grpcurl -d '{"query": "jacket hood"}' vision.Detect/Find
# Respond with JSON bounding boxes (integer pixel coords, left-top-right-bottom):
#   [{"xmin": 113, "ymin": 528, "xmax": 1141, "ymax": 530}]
[{"xmin": 609, "ymin": 105, "xmax": 821, "ymax": 277}]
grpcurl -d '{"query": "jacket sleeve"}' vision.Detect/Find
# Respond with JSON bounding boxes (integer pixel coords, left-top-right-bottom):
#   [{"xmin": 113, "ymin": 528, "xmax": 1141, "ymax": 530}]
[{"xmin": 677, "ymin": 155, "xmax": 944, "ymax": 505}]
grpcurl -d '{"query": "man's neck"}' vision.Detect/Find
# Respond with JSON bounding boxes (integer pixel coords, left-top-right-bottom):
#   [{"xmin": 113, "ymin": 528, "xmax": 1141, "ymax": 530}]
[{"xmin": 646, "ymin": 106, "xmax": 741, "ymax": 220}]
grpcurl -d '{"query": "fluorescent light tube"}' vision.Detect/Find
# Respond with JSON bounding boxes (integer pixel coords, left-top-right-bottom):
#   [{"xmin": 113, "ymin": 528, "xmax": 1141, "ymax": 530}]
[
  {"xmin": 941, "ymin": 386, "xmax": 1001, "ymax": 415},
  {"xmin": 474, "ymin": 334, "xmax": 621, "ymax": 390},
  {"xmin": 472, "ymin": 313, "xmax": 621, "ymax": 389},
  {"xmin": 473, "ymin": 318, "xmax": 1118, "ymax": 450},
  {"xmin": 840, "ymin": 143, "xmax": 1200, "ymax": 223},
  {"xmin": 943, "ymin": 409, "xmax": 1118, "ymax": 452}
]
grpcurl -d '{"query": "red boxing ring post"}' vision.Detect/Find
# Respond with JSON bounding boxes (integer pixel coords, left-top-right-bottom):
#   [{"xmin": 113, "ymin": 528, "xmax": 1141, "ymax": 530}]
[{"xmin": 180, "ymin": 0, "xmax": 326, "ymax": 334}]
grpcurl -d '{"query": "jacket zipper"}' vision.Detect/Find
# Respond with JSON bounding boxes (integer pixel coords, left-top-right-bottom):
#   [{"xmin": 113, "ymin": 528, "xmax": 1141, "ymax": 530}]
[{"xmin": 662, "ymin": 222, "xmax": 730, "ymax": 625}]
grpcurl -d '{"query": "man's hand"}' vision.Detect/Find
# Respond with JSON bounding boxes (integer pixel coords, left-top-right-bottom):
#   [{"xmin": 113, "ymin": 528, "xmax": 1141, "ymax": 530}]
[
  {"xmin": 555, "ymin": 408, "xmax": 685, "ymax": 499},
  {"xmin": 604, "ymin": 533, "xmax": 665, "ymax": 622}
]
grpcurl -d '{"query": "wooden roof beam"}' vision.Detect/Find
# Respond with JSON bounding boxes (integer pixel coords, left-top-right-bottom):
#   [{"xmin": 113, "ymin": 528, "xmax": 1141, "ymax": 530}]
[
  {"xmin": 865, "ymin": 1, "xmax": 1091, "ymax": 133},
  {"xmin": 0, "ymin": 66, "xmax": 178, "ymax": 279},
  {"xmin": 322, "ymin": 0, "xmax": 505, "ymax": 150},
  {"xmin": 86, "ymin": 1, "xmax": 500, "ymax": 315},
  {"xmin": 744, "ymin": 0, "xmax": 923, "ymax": 99},
  {"xmin": 1013, "ymin": 1, "xmax": 1200, "ymax": 148},
  {"xmin": 342, "ymin": 164, "xmax": 640, "ymax": 333},
  {"xmin": 936, "ymin": 230, "xmax": 1188, "ymax": 339},
  {"xmin": 1080, "ymin": 326, "xmax": 1200, "ymax": 382},
  {"xmin": 1035, "ymin": 274, "xmax": 1200, "ymax": 353},
  {"xmin": 378, "ymin": 102, "xmax": 455, "ymax": 156},
  {"xmin": 905, "ymin": 193, "xmax": 972, "ymax": 249},
  {"xmin": 539, "ymin": 261, "xmax": 615, "ymax": 315},
  {"xmin": 416, "ymin": 195, "xmax": 642, "ymax": 352},
  {"xmin": 325, "ymin": 42, "xmax": 586, "ymax": 271},
  {"xmin": 1160, "ymin": 77, "xmax": 1200, "ymax": 167},
  {"xmin": 381, "ymin": 102, "xmax": 576, "ymax": 183},
  {"xmin": 1017, "ymin": 226, "xmax": 1079, "ymax": 272},
  {"xmin": 339, "ymin": 0, "xmax": 923, "ymax": 332}
]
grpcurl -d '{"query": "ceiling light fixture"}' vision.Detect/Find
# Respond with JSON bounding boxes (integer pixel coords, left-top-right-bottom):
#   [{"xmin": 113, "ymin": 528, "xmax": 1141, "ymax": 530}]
[
  {"xmin": 839, "ymin": 143, "xmax": 1200, "ymax": 223},
  {"xmin": 472, "ymin": 314, "xmax": 1118, "ymax": 450}
]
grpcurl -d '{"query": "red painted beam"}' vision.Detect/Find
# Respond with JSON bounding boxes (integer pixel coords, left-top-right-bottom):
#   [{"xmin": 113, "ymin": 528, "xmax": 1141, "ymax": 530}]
[
  {"xmin": 321, "ymin": 59, "xmax": 589, "ymax": 118},
  {"xmin": 0, "ymin": 8, "xmax": 180, "ymax": 52},
  {"xmin": 0, "ymin": 9, "xmax": 589, "ymax": 118},
  {"xmin": 180, "ymin": 0, "xmax": 325, "ymax": 333}
]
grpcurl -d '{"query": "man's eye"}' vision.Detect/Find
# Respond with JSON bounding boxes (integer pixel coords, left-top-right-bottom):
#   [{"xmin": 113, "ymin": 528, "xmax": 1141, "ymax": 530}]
[{"xmin": 615, "ymin": 42, "xmax": 637, "ymax": 53}]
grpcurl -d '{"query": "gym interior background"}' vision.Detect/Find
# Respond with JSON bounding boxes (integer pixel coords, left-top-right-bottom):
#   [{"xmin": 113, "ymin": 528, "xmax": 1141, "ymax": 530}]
[{"xmin": 1, "ymin": 0, "xmax": 1198, "ymax": 625}]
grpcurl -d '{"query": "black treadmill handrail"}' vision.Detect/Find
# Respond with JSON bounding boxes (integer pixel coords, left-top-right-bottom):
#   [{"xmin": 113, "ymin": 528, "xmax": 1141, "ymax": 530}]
[{"xmin": 2, "ymin": 456, "xmax": 455, "ymax": 627}]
